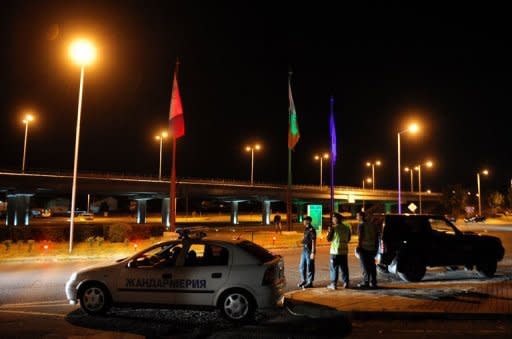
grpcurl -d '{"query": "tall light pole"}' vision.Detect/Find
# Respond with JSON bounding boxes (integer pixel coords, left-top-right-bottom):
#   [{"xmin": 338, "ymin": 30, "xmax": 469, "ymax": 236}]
[
  {"xmin": 245, "ymin": 144, "xmax": 261, "ymax": 185},
  {"xmin": 362, "ymin": 177, "xmax": 372, "ymax": 211},
  {"xmin": 397, "ymin": 123, "xmax": 419, "ymax": 214},
  {"xmin": 414, "ymin": 160, "xmax": 433, "ymax": 214},
  {"xmin": 477, "ymin": 169, "xmax": 489, "ymax": 216},
  {"xmin": 366, "ymin": 160, "xmax": 381, "ymax": 190},
  {"xmin": 68, "ymin": 39, "xmax": 96, "ymax": 253},
  {"xmin": 155, "ymin": 131, "xmax": 168, "ymax": 180},
  {"xmin": 314, "ymin": 153, "xmax": 330, "ymax": 190},
  {"xmin": 21, "ymin": 114, "xmax": 34, "ymax": 173},
  {"xmin": 404, "ymin": 166, "xmax": 414, "ymax": 192}
]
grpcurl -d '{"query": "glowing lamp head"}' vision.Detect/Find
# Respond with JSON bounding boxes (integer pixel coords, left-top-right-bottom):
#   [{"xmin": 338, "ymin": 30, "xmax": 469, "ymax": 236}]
[
  {"xmin": 155, "ymin": 135, "xmax": 161, "ymax": 141},
  {"xmin": 22, "ymin": 114, "xmax": 34, "ymax": 124},
  {"xmin": 323, "ymin": 153, "xmax": 329, "ymax": 159},
  {"xmin": 408, "ymin": 123, "xmax": 419, "ymax": 134},
  {"xmin": 366, "ymin": 162, "xmax": 371, "ymax": 167},
  {"xmin": 482, "ymin": 169, "xmax": 489, "ymax": 176},
  {"xmin": 254, "ymin": 144, "xmax": 261, "ymax": 151},
  {"xmin": 161, "ymin": 132, "xmax": 168, "ymax": 138},
  {"xmin": 376, "ymin": 160, "xmax": 381, "ymax": 166},
  {"xmin": 314, "ymin": 155, "xmax": 320, "ymax": 160},
  {"xmin": 366, "ymin": 177, "xmax": 373, "ymax": 183},
  {"xmin": 404, "ymin": 167, "xmax": 410, "ymax": 172},
  {"xmin": 69, "ymin": 39, "xmax": 96, "ymax": 66},
  {"xmin": 426, "ymin": 161, "xmax": 433, "ymax": 168},
  {"xmin": 414, "ymin": 166, "xmax": 420, "ymax": 171},
  {"xmin": 427, "ymin": 189, "xmax": 432, "ymax": 194},
  {"xmin": 245, "ymin": 146, "xmax": 251, "ymax": 152}
]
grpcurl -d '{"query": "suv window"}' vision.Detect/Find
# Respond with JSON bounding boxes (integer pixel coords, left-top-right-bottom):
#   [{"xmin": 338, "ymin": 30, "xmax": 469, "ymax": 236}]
[
  {"xmin": 429, "ymin": 218, "xmax": 457, "ymax": 234},
  {"xmin": 238, "ymin": 241, "xmax": 275, "ymax": 263}
]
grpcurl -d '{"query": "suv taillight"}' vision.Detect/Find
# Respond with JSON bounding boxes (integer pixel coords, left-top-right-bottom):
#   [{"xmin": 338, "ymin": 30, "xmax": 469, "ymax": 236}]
[{"xmin": 262, "ymin": 265, "xmax": 276, "ymax": 285}]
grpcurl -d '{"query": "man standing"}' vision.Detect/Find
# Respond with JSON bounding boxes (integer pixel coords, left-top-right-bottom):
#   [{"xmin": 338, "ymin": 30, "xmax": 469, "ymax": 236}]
[
  {"xmin": 326, "ymin": 212, "xmax": 351, "ymax": 290},
  {"xmin": 298, "ymin": 216, "xmax": 316, "ymax": 288},
  {"xmin": 356, "ymin": 211, "xmax": 380, "ymax": 288}
]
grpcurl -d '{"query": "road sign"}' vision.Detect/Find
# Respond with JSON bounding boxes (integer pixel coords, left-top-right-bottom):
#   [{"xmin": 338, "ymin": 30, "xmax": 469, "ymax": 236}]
[
  {"xmin": 307, "ymin": 204, "xmax": 323, "ymax": 236},
  {"xmin": 408, "ymin": 203, "xmax": 417, "ymax": 213}
]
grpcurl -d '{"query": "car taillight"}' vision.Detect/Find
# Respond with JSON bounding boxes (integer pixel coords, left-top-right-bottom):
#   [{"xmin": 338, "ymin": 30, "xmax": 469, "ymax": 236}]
[{"xmin": 262, "ymin": 265, "xmax": 276, "ymax": 285}]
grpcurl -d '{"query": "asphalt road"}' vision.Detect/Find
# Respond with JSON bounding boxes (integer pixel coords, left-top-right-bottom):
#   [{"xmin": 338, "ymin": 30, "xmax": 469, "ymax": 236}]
[{"xmin": 0, "ymin": 224, "xmax": 511, "ymax": 338}]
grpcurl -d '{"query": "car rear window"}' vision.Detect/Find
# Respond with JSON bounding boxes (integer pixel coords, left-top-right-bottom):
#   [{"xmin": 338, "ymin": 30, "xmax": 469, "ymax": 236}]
[{"xmin": 237, "ymin": 241, "xmax": 275, "ymax": 263}]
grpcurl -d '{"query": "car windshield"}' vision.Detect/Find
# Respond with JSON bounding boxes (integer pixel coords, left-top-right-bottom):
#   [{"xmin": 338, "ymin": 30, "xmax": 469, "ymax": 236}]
[
  {"xmin": 237, "ymin": 241, "xmax": 275, "ymax": 263},
  {"xmin": 429, "ymin": 218, "xmax": 459, "ymax": 234}
]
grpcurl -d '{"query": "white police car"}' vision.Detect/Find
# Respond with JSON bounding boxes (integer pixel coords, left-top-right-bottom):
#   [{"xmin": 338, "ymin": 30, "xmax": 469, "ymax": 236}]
[{"xmin": 66, "ymin": 228, "xmax": 285, "ymax": 322}]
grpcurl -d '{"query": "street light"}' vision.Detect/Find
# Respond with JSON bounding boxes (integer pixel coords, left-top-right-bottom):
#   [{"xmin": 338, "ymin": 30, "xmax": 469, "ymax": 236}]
[
  {"xmin": 68, "ymin": 39, "xmax": 96, "ymax": 253},
  {"xmin": 362, "ymin": 177, "xmax": 373, "ymax": 211},
  {"xmin": 366, "ymin": 160, "xmax": 381, "ymax": 190},
  {"xmin": 477, "ymin": 169, "xmax": 489, "ymax": 216},
  {"xmin": 314, "ymin": 153, "xmax": 330, "ymax": 190},
  {"xmin": 245, "ymin": 144, "xmax": 261, "ymax": 185},
  {"xmin": 21, "ymin": 113, "xmax": 34, "ymax": 173},
  {"xmin": 155, "ymin": 131, "xmax": 168, "ymax": 180},
  {"xmin": 414, "ymin": 160, "xmax": 433, "ymax": 214},
  {"xmin": 397, "ymin": 123, "xmax": 419, "ymax": 214},
  {"xmin": 404, "ymin": 166, "xmax": 414, "ymax": 192}
]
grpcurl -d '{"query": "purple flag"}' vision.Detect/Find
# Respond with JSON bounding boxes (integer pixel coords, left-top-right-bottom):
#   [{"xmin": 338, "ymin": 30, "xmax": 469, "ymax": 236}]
[{"xmin": 330, "ymin": 97, "xmax": 336, "ymax": 163}]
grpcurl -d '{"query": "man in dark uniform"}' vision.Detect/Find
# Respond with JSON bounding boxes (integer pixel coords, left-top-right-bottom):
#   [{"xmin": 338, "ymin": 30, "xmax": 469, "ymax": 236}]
[
  {"xmin": 356, "ymin": 211, "xmax": 380, "ymax": 288},
  {"xmin": 298, "ymin": 216, "xmax": 316, "ymax": 288}
]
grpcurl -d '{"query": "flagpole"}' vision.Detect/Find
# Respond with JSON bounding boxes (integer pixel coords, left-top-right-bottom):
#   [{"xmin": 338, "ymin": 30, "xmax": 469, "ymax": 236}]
[
  {"xmin": 169, "ymin": 59, "xmax": 180, "ymax": 232},
  {"xmin": 287, "ymin": 71, "xmax": 293, "ymax": 232},
  {"xmin": 330, "ymin": 96, "xmax": 335, "ymax": 223}
]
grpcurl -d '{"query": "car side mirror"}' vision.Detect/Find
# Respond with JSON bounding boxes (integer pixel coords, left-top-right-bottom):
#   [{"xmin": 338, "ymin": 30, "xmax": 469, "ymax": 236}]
[{"xmin": 127, "ymin": 259, "xmax": 137, "ymax": 268}]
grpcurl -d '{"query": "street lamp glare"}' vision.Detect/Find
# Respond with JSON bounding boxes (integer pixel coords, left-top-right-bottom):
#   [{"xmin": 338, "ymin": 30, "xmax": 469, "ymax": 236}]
[
  {"xmin": 376, "ymin": 160, "xmax": 381, "ymax": 166},
  {"xmin": 366, "ymin": 162, "xmax": 371, "ymax": 167},
  {"xmin": 426, "ymin": 161, "xmax": 433, "ymax": 168},
  {"xmin": 314, "ymin": 155, "xmax": 320, "ymax": 160},
  {"xmin": 408, "ymin": 123, "xmax": 419, "ymax": 134},
  {"xmin": 323, "ymin": 153, "xmax": 329, "ymax": 159},
  {"xmin": 366, "ymin": 178, "xmax": 373, "ymax": 183},
  {"xmin": 255, "ymin": 144, "xmax": 261, "ymax": 150},
  {"xmin": 155, "ymin": 135, "xmax": 161, "ymax": 140},
  {"xmin": 482, "ymin": 169, "xmax": 489, "ymax": 176},
  {"xmin": 162, "ymin": 131, "xmax": 168, "ymax": 138},
  {"xmin": 404, "ymin": 167, "xmax": 410, "ymax": 172},
  {"xmin": 245, "ymin": 146, "xmax": 251, "ymax": 152},
  {"xmin": 414, "ymin": 166, "xmax": 420, "ymax": 171},
  {"xmin": 69, "ymin": 39, "xmax": 96, "ymax": 66}
]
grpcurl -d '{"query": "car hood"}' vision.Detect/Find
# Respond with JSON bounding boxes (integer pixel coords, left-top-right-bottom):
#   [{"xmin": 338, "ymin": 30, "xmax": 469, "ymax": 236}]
[{"xmin": 74, "ymin": 261, "xmax": 123, "ymax": 278}]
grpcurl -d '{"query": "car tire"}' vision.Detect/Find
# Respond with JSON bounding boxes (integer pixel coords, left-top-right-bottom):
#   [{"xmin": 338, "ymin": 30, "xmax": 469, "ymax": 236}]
[
  {"xmin": 79, "ymin": 282, "xmax": 112, "ymax": 315},
  {"xmin": 218, "ymin": 288, "xmax": 255, "ymax": 323},
  {"xmin": 397, "ymin": 258, "xmax": 426, "ymax": 282},
  {"xmin": 477, "ymin": 260, "xmax": 497, "ymax": 278}
]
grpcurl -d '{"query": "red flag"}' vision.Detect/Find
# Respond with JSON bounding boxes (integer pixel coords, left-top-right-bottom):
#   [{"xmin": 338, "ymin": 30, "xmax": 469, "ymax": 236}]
[{"xmin": 169, "ymin": 73, "xmax": 185, "ymax": 139}]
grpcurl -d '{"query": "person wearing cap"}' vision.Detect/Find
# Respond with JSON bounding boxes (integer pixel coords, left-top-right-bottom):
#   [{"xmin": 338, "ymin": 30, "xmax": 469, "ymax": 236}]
[
  {"xmin": 326, "ymin": 212, "xmax": 351, "ymax": 290},
  {"xmin": 298, "ymin": 216, "xmax": 316, "ymax": 288}
]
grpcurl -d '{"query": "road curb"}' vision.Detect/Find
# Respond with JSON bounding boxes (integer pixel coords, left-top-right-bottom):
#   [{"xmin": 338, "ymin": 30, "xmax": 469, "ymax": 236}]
[{"xmin": 283, "ymin": 297, "xmax": 512, "ymax": 321}]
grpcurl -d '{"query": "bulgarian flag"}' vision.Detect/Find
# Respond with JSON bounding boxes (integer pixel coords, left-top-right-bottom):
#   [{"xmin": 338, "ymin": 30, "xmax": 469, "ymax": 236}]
[
  {"xmin": 169, "ymin": 72, "xmax": 185, "ymax": 139},
  {"xmin": 288, "ymin": 79, "xmax": 300, "ymax": 150}
]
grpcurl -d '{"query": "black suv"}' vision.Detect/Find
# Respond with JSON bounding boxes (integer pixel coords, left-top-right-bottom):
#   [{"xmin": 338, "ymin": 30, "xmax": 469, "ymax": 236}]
[{"xmin": 377, "ymin": 214, "xmax": 505, "ymax": 282}]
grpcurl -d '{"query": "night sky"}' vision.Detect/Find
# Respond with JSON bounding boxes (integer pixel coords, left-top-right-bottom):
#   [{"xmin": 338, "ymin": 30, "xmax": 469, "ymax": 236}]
[{"xmin": 1, "ymin": 1, "xmax": 511, "ymax": 193}]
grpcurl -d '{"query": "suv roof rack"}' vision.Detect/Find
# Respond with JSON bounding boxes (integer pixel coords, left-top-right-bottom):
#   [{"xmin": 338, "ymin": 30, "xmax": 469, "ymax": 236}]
[{"xmin": 175, "ymin": 227, "xmax": 208, "ymax": 240}]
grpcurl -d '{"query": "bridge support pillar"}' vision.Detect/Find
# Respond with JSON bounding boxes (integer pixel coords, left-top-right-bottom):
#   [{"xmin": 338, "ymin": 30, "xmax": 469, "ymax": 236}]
[
  {"xmin": 261, "ymin": 200, "xmax": 271, "ymax": 225},
  {"xmin": 296, "ymin": 203, "xmax": 305, "ymax": 223},
  {"xmin": 5, "ymin": 194, "xmax": 32, "ymax": 226},
  {"xmin": 136, "ymin": 199, "xmax": 149, "ymax": 224},
  {"xmin": 161, "ymin": 198, "xmax": 170, "ymax": 228},
  {"xmin": 230, "ymin": 201, "xmax": 239, "ymax": 225},
  {"xmin": 334, "ymin": 201, "xmax": 341, "ymax": 213},
  {"xmin": 385, "ymin": 202, "xmax": 393, "ymax": 214},
  {"xmin": 350, "ymin": 204, "xmax": 358, "ymax": 217}
]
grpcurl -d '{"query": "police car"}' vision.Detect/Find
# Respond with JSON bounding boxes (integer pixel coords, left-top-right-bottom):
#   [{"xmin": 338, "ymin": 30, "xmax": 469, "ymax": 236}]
[{"xmin": 65, "ymin": 228, "xmax": 285, "ymax": 322}]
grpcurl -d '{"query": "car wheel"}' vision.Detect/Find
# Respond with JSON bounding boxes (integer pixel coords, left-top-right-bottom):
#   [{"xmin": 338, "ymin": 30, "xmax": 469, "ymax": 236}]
[
  {"xmin": 79, "ymin": 283, "xmax": 111, "ymax": 315},
  {"xmin": 218, "ymin": 289, "xmax": 255, "ymax": 322},
  {"xmin": 397, "ymin": 258, "xmax": 426, "ymax": 282},
  {"xmin": 477, "ymin": 260, "xmax": 497, "ymax": 278}
]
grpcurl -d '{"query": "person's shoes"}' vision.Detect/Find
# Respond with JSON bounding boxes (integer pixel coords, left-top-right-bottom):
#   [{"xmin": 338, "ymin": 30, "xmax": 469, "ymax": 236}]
[
  {"xmin": 303, "ymin": 283, "xmax": 314, "ymax": 289},
  {"xmin": 342, "ymin": 282, "xmax": 349, "ymax": 289},
  {"xmin": 297, "ymin": 281, "xmax": 306, "ymax": 288},
  {"xmin": 326, "ymin": 283, "xmax": 336, "ymax": 290},
  {"xmin": 370, "ymin": 283, "xmax": 378, "ymax": 289},
  {"xmin": 357, "ymin": 283, "xmax": 370, "ymax": 289}
]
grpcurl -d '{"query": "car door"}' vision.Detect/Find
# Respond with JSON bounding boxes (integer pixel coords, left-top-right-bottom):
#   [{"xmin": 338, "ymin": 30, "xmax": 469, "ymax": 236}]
[
  {"xmin": 428, "ymin": 218, "xmax": 465, "ymax": 265},
  {"xmin": 172, "ymin": 242, "xmax": 231, "ymax": 306},
  {"xmin": 116, "ymin": 242, "xmax": 183, "ymax": 305}
]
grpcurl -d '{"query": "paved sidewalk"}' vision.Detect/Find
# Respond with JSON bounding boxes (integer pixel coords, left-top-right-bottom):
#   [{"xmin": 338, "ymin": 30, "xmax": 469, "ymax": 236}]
[{"xmin": 285, "ymin": 274, "xmax": 512, "ymax": 319}]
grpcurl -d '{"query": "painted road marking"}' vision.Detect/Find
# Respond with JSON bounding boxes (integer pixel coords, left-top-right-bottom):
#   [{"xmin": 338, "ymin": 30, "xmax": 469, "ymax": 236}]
[{"xmin": 0, "ymin": 309, "xmax": 66, "ymax": 318}]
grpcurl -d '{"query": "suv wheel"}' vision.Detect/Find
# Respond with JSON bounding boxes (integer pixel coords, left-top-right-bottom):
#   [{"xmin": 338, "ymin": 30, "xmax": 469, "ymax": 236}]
[
  {"xmin": 397, "ymin": 258, "xmax": 426, "ymax": 282},
  {"xmin": 218, "ymin": 289, "xmax": 255, "ymax": 323},
  {"xmin": 477, "ymin": 260, "xmax": 497, "ymax": 278},
  {"xmin": 79, "ymin": 283, "xmax": 111, "ymax": 315}
]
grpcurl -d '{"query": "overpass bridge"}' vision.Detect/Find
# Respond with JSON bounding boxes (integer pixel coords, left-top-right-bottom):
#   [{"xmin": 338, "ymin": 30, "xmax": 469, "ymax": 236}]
[{"xmin": 0, "ymin": 171, "xmax": 441, "ymax": 226}]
